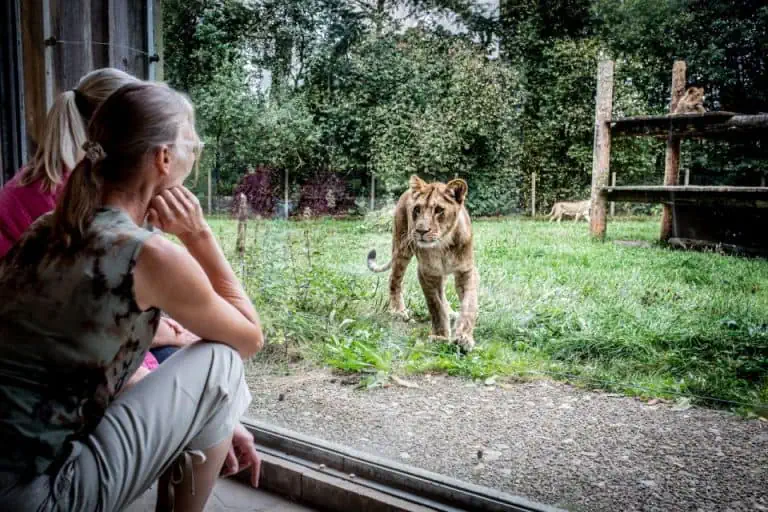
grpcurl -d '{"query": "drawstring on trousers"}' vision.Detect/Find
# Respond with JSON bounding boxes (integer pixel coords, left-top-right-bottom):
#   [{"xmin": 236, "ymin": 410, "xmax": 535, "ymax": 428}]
[{"xmin": 156, "ymin": 450, "xmax": 206, "ymax": 512}]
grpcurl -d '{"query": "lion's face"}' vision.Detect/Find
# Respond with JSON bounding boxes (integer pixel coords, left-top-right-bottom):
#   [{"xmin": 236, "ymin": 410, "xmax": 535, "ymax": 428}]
[
  {"xmin": 408, "ymin": 175, "xmax": 467, "ymax": 248},
  {"xmin": 686, "ymin": 87, "xmax": 704, "ymax": 102}
]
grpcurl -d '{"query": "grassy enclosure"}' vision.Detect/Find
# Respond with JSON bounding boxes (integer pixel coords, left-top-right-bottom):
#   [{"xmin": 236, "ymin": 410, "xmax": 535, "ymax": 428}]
[{"xmin": 210, "ymin": 216, "xmax": 768, "ymax": 413}]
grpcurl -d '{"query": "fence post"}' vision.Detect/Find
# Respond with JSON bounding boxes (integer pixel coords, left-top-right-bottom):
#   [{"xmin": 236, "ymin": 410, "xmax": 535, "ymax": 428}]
[
  {"xmin": 660, "ymin": 60, "xmax": 686, "ymax": 241},
  {"xmin": 235, "ymin": 192, "xmax": 248, "ymax": 259},
  {"xmin": 207, "ymin": 165, "xmax": 212, "ymax": 214},
  {"xmin": 531, "ymin": 172, "xmax": 536, "ymax": 217},
  {"xmin": 610, "ymin": 172, "xmax": 616, "ymax": 217},
  {"xmin": 589, "ymin": 60, "xmax": 614, "ymax": 240},
  {"xmin": 370, "ymin": 172, "xmax": 375, "ymax": 211},
  {"xmin": 684, "ymin": 168, "xmax": 690, "ymax": 186},
  {"xmin": 284, "ymin": 168, "xmax": 289, "ymax": 219}
]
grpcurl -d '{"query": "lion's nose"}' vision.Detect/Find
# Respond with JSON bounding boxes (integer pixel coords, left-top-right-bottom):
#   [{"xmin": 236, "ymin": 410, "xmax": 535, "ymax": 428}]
[{"xmin": 415, "ymin": 228, "xmax": 429, "ymax": 236}]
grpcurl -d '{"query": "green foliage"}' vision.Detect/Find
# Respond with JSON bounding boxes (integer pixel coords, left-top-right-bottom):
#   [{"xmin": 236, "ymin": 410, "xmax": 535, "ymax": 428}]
[
  {"xmin": 166, "ymin": 0, "xmax": 768, "ymax": 212},
  {"xmin": 316, "ymin": 30, "xmax": 523, "ymax": 214}
]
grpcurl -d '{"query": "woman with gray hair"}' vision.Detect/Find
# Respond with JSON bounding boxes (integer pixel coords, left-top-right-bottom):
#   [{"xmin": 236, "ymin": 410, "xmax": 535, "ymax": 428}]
[
  {"xmin": 0, "ymin": 81, "xmax": 263, "ymax": 511},
  {"xmin": 0, "ymin": 67, "xmax": 199, "ymax": 379}
]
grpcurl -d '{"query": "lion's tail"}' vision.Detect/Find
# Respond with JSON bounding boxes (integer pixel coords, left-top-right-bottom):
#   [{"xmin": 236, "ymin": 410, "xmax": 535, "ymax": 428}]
[{"xmin": 367, "ymin": 249, "xmax": 392, "ymax": 273}]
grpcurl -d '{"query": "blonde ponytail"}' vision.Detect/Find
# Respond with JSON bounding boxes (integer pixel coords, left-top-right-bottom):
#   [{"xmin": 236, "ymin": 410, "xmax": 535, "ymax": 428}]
[
  {"xmin": 20, "ymin": 91, "xmax": 86, "ymax": 191},
  {"xmin": 19, "ymin": 68, "xmax": 138, "ymax": 192}
]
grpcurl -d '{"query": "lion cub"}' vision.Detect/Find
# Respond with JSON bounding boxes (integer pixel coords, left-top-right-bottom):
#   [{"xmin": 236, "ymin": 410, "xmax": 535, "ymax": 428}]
[
  {"xmin": 367, "ymin": 175, "xmax": 478, "ymax": 352},
  {"xmin": 548, "ymin": 200, "xmax": 590, "ymax": 223},
  {"xmin": 674, "ymin": 87, "xmax": 706, "ymax": 114}
]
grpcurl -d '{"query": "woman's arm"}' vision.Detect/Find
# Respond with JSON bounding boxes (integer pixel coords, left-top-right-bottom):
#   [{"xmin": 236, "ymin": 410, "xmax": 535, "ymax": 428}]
[
  {"xmin": 133, "ymin": 188, "xmax": 263, "ymax": 358},
  {"xmin": 151, "ymin": 316, "xmax": 199, "ymax": 348}
]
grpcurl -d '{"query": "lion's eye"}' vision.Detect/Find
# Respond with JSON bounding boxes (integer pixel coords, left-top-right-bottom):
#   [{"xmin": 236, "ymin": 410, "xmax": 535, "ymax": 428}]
[
  {"xmin": 435, "ymin": 206, "xmax": 444, "ymax": 215},
  {"xmin": 413, "ymin": 206, "xmax": 421, "ymax": 216}
]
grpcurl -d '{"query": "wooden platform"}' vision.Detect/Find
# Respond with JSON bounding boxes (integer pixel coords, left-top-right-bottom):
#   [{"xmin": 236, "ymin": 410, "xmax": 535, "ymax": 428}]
[
  {"xmin": 601, "ymin": 185, "xmax": 768, "ymax": 208},
  {"xmin": 610, "ymin": 112, "xmax": 768, "ymax": 139}
]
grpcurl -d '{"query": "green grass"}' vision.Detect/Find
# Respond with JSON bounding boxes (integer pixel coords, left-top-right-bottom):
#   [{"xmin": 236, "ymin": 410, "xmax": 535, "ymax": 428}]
[{"xmin": 208, "ymin": 216, "xmax": 768, "ymax": 413}]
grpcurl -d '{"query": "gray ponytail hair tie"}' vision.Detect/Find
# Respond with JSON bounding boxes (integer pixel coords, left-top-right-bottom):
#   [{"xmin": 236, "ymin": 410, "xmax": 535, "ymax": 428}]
[{"xmin": 82, "ymin": 141, "xmax": 107, "ymax": 165}]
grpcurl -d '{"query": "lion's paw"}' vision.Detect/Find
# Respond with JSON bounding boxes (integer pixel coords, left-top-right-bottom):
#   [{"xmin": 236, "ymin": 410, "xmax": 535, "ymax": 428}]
[
  {"xmin": 390, "ymin": 309, "xmax": 411, "ymax": 322},
  {"xmin": 454, "ymin": 333, "xmax": 475, "ymax": 353}
]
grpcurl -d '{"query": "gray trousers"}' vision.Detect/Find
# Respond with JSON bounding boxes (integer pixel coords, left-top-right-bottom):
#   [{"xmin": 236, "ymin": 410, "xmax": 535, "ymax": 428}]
[{"xmin": 0, "ymin": 342, "xmax": 252, "ymax": 512}]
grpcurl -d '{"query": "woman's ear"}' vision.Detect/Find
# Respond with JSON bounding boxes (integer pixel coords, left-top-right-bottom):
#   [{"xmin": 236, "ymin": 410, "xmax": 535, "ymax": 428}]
[{"xmin": 154, "ymin": 145, "xmax": 171, "ymax": 178}]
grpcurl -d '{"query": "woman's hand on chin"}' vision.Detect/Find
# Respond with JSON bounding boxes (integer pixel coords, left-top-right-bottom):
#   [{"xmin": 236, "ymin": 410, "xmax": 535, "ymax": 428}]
[{"xmin": 147, "ymin": 187, "xmax": 209, "ymax": 241}]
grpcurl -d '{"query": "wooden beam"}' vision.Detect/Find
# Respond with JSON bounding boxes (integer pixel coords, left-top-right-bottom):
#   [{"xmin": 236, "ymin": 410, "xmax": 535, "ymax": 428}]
[
  {"xmin": 42, "ymin": 0, "xmax": 54, "ymax": 109},
  {"xmin": 660, "ymin": 60, "xmax": 686, "ymax": 242},
  {"xmin": 602, "ymin": 185, "xmax": 768, "ymax": 209},
  {"xmin": 52, "ymin": 0, "xmax": 93, "ymax": 90},
  {"xmin": 611, "ymin": 112, "xmax": 768, "ymax": 139},
  {"xmin": 19, "ymin": 0, "xmax": 45, "ymax": 152},
  {"xmin": 589, "ymin": 60, "xmax": 614, "ymax": 240},
  {"xmin": 151, "ymin": 0, "xmax": 163, "ymax": 81}
]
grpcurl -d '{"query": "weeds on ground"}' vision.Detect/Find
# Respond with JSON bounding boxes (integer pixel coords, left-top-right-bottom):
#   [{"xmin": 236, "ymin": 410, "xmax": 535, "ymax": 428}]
[{"xmin": 208, "ymin": 216, "xmax": 768, "ymax": 413}]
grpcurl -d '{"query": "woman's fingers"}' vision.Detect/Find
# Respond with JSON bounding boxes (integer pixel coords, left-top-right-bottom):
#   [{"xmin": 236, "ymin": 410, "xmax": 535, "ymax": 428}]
[
  {"xmin": 148, "ymin": 187, "xmax": 208, "ymax": 238},
  {"xmin": 150, "ymin": 195, "xmax": 173, "ymax": 222},
  {"xmin": 147, "ymin": 208, "xmax": 160, "ymax": 228},
  {"xmin": 161, "ymin": 189, "xmax": 186, "ymax": 216},
  {"xmin": 169, "ymin": 187, "xmax": 194, "ymax": 215}
]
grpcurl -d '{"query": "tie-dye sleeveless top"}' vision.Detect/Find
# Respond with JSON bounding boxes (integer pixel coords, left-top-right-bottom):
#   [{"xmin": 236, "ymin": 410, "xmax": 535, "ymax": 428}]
[{"xmin": 0, "ymin": 207, "xmax": 160, "ymax": 475}]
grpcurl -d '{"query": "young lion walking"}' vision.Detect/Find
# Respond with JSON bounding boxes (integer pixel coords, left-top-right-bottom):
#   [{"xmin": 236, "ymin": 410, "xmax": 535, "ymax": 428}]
[
  {"xmin": 367, "ymin": 175, "xmax": 479, "ymax": 352},
  {"xmin": 548, "ymin": 200, "xmax": 590, "ymax": 223}
]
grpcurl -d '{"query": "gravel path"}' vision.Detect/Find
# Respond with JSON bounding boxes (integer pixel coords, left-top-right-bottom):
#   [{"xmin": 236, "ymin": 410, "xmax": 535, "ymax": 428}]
[{"xmin": 245, "ymin": 363, "xmax": 768, "ymax": 512}]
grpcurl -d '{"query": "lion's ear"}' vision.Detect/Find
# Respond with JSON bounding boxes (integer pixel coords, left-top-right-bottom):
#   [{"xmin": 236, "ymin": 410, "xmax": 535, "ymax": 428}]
[
  {"xmin": 409, "ymin": 175, "xmax": 427, "ymax": 192},
  {"xmin": 446, "ymin": 179, "xmax": 468, "ymax": 204}
]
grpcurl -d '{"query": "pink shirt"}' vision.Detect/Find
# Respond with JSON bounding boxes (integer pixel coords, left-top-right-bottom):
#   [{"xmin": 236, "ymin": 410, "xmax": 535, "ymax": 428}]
[
  {"xmin": 0, "ymin": 169, "xmax": 159, "ymax": 370},
  {"xmin": 0, "ymin": 171, "xmax": 63, "ymax": 259}
]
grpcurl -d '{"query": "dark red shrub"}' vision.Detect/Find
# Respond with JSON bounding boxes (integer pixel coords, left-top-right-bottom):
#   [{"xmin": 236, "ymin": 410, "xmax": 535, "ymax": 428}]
[{"xmin": 232, "ymin": 166, "xmax": 280, "ymax": 217}]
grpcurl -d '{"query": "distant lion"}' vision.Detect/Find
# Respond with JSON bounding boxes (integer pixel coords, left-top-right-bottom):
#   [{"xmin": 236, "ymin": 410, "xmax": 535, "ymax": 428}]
[
  {"xmin": 548, "ymin": 200, "xmax": 590, "ymax": 223},
  {"xmin": 674, "ymin": 87, "xmax": 706, "ymax": 114},
  {"xmin": 366, "ymin": 175, "xmax": 478, "ymax": 352}
]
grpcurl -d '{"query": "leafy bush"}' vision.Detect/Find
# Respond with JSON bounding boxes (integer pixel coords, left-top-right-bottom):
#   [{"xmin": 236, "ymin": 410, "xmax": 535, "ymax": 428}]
[{"xmin": 232, "ymin": 166, "xmax": 280, "ymax": 217}]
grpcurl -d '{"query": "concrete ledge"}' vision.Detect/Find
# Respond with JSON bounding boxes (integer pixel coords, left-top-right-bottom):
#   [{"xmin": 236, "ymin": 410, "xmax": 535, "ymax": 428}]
[{"xmin": 242, "ymin": 418, "xmax": 563, "ymax": 512}]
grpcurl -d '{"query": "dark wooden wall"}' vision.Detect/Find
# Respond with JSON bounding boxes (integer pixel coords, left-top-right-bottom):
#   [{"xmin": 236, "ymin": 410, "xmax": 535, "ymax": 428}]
[{"xmin": 17, "ymin": 0, "xmax": 164, "ymax": 160}]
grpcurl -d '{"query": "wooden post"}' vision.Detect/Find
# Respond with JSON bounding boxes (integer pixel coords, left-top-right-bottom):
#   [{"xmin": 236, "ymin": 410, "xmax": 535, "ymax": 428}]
[
  {"xmin": 370, "ymin": 172, "xmax": 375, "ymax": 211},
  {"xmin": 762, "ymin": 176, "xmax": 766, "ymax": 187},
  {"xmin": 42, "ymin": 0, "xmax": 54, "ymax": 109},
  {"xmin": 284, "ymin": 168, "xmax": 289, "ymax": 219},
  {"xmin": 235, "ymin": 193, "xmax": 248, "ymax": 259},
  {"xmin": 660, "ymin": 60, "xmax": 686, "ymax": 241},
  {"xmin": 684, "ymin": 168, "xmax": 690, "ymax": 186},
  {"xmin": 610, "ymin": 172, "xmax": 616, "ymax": 217},
  {"xmin": 589, "ymin": 60, "xmax": 614, "ymax": 240},
  {"xmin": 207, "ymin": 165, "xmax": 212, "ymax": 214},
  {"xmin": 531, "ymin": 172, "xmax": 536, "ymax": 217}
]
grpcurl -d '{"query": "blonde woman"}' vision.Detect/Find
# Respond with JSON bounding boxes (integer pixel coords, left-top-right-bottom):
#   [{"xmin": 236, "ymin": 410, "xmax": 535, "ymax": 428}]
[
  {"xmin": 0, "ymin": 82, "xmax": 263, "ymax": 511},
  {"xmin": 0, "ymin": 68, "xmax": 197, "ymax": 373}
]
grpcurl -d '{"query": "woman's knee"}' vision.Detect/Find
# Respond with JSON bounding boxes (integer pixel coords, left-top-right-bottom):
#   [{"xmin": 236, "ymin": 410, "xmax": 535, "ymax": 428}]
[{"xmin": 194, "ymin": 342, "xmax": 246, "ymax": 392}]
